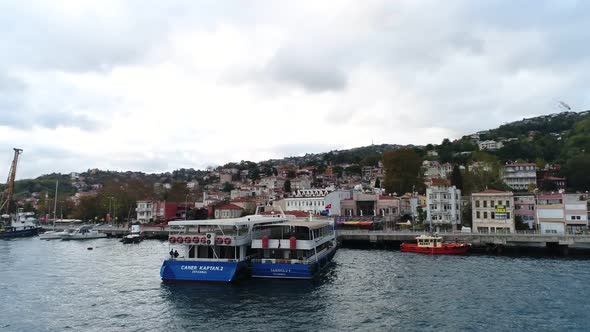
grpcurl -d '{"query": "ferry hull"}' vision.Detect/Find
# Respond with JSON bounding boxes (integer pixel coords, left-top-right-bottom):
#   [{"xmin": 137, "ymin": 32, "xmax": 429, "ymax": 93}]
[
  {"xmin": 0, "ymin": 227, "xmax": 40, "ymax": 239},
  {"xmin": 160, "ymin": 259, "xmax": 248, "ymax": 282},
  {"xmin": 251, "ymin": 246, "xmax": 337, "ymax": 279},
  {"xmin": 400, "ymin": 243, "xmax": 469, "ymax": 255}
]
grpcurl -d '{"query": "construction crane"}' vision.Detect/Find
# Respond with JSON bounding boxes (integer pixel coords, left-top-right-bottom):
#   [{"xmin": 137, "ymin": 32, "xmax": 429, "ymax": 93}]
[{"xmin": 1, "ymin": 148, "xmax": 23, "ymax": 215}]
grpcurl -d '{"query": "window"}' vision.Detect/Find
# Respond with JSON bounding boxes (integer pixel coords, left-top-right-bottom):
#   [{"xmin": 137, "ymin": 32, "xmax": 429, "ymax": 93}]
[
  {"xmin": 505, "ymin": 200, "xmax": 510, "ymax": 207},
  {"xmin": 491, "ymin": 200, "xmax": 495, "ymax": 207},
  {"xmin": 529, "ymin": 205, "xmax": 534, "ymax": 210},
  {"xmin": 484, "ymin": 212, "xmax": 488, "ymax": 219},
  {"xmin": 498, "ymin": 200, "xmax": 502, "ymax": 206},
  {"xmin": 476, "ymin": 211, "xmax": 480, "ymax": 218},
  {"xmin": 506, "ymin": 212, "xmax": 510, "ymax": 219},
  {"xmin": 475, "ymin": 200, "xmax": 480, "ymax": 208},
  {"xmin": 491, "ymin": 212, "xmax": 495, "ymax": 219},
  {"xmin": 483, "ymin": 201, "xmax": 487, "ymax": 208}
]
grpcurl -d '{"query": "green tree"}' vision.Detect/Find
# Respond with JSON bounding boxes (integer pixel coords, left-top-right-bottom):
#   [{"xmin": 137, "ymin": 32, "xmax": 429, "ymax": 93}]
[
  {"xmin": 450, "ymin": 165, "xmax": 463, "ymax": 190},
  {"xmin": 221, "ymin": 182, "xmax": 234, "ymax": 193},
  {"xmin": 562, "ymin": 153, "xmax": 590, "ymax": 191},
  {"xmin": 332, "ymin": 166, "xmax": 344, "ymax": 178},
  {"xmin": 374, "ymin": 178, "xmax": 381, "ymax": 188},
  {"xmin": 382, "ymin": 148, "xmax": 424, "ymax": 195},
  {"xmin": 345, "ymin": 164, "xmax": 362, "ymax": 176},
  {"xmin": 461, "ymin": 202, "xmax": 472, "ymax": 228}
]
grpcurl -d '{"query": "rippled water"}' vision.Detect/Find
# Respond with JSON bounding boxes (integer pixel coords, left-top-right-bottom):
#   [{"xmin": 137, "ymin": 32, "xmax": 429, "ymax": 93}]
[{"xmin": 1, "ymin": 238, "xmax": 589, "ymax": 331}]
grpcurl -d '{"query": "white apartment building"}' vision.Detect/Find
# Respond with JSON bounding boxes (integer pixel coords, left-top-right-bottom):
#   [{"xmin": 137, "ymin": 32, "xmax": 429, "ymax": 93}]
[
  {"xmin": 136, "ymin": 200, "xmax": 155, "ymax": 223},
  {"xmin": 502, "ymin": 163, "xmax": 537, "ymax": 190},
  {"xmin": 478, "ymin": 140, "xmax": 504, "ymax": 151},
  {"xmin": 274, "ymin": 189, "xmax": 331, "ymax": 214},
  {"xmin": 471, "ymin": 190, "xmax": 515, "ymax": 233},
  {"xmin": 426, "ymin": 179, "xmax": 461, "ymax": 231}
]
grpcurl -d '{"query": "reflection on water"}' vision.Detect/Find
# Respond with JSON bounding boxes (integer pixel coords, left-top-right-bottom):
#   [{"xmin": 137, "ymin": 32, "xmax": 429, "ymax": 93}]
[{"xmin": 1, "ymin": 238, "xmax": 590, "ymax": 331}]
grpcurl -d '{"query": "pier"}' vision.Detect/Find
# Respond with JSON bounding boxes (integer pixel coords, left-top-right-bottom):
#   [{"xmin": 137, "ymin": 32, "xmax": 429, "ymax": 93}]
[
  {"xmin": 44, "ymin": 225, "xmax": 590, "ymax": 255},
  {"xmin": 338, "ymin": 230, "xmax": 590, "ymax": 255}
]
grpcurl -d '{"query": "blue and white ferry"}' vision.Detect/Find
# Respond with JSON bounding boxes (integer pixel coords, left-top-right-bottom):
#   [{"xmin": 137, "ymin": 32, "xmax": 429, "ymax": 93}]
[
  {"xmin": 250, "ymin": 219, "xmax": 337, "ymax": 279},
  {"xmin": 160, "ymin": 213, "xmax": 294, "ymax": 282}
]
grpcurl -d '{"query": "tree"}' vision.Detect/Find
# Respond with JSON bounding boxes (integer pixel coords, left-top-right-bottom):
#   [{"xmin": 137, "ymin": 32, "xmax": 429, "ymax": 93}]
[
  {"xmin": 221, "ymin": 182, "xmax": 234, "ymax": 193},
  {"xmin": 284, "ymin": 179, "xmax": 292, "ymax": 193},
  {"xmin": 450, "ymin": 165, "xmax": 463, "ymax": 190},
  {"xmin": 332, "ymin": 166, "xmax": 344, "ymax": 178},
  {"xmin": 382, "ymin": 148, "xmax": 424, "ymax": 195},
  {"xmin": 374, "ymin": 178, "xmax": 381, "ymax": 189},
  {"xmin": 562, "ymin": 153, "xmax": 590, "ymax": 191},
  {"xmin": 461, "ymin": 202, "xmax": 472, "ymax": 228},
  {"xmin": 345, "ymin": 164, "xmax": 362, "ymax": 176}
]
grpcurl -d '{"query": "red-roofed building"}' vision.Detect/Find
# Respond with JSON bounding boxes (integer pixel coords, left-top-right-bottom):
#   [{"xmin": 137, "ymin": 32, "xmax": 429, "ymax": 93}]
[{"xmin": 214, "ymin": 203, "xmax": 244, "ymax": 219}]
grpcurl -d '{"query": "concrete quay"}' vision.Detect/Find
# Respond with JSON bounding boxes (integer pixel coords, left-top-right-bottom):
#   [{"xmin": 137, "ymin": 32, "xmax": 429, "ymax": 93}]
[
  {"xmin": 44, "ymin": 225, "xmax": 590, "ymax": 255},
  {"xmin": 338, "ymin": 230, "xmax": 590, "ymax": 255}
]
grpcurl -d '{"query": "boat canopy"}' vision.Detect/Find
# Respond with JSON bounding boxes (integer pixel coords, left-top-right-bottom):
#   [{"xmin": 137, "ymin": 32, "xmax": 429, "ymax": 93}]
[
  {"xmin": 169, "ymin": 214, "xmax": 292, "ymax": 227},
  {"xmin": 257, "ymin": 220, "xmax": 330, "ymax": 230}
]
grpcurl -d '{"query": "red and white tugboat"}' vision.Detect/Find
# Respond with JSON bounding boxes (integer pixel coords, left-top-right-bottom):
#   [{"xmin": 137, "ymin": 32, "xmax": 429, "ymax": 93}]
[{"xmin": 401, "ymin": 234, "xmax": 469, "ymax": 255}]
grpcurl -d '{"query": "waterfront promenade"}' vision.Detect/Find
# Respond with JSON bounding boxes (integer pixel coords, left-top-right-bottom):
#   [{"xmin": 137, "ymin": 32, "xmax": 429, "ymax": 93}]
[{"xmin": 42, "ymin": 224, "xmax": 590, "ymax": 253}]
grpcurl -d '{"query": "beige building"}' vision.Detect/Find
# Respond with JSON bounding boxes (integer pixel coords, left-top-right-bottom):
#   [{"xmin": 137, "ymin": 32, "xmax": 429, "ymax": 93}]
[{"xmin": 471, "ymin": 190, "xmax": 515, "ymax": 233}]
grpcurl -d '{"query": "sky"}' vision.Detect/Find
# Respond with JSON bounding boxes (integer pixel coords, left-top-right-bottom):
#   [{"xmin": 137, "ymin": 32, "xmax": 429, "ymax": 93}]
[{"xmin": 1, "ymin": 0, "xmax": 589, "ymax": 179}]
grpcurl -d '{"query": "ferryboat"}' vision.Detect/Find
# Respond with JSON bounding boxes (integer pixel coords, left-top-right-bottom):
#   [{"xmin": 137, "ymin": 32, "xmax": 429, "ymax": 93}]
[
  {"xmin": 160, "ymin": 212, "xmax": 294, "ymax": 283},
  {"xmin": 401, "ymin": 234, "xmax": 469, "ymax": 255},
  {"xmin": 250, "ymin": 220, "xmax": 337, "ymax": 279},
  {"xmin": 0, "ymin": 210, "xmax": 41, "ymax": 239}
]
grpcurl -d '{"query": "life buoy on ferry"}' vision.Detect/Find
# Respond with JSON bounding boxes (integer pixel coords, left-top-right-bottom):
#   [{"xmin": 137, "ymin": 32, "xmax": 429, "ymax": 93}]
[
  {"xmin": 177, "ymin": 236, "xmax": 184, "ymax": 244},
  {"xmin": 169, "ymin": 236, "xmax": 176, "ymax": 243},
  {"xmin": 192, "ymin": 236, "xmax": 200, "ymax": 244},
  {"xmin": 224, "ymin": 237, "xmax": 231, "ymax": 245},
  {"xmin": 184, "ymin": 236, "xmax": 191, "ymax": 244},
  {"xmin": 201, "ymin": 236, "xmax": 207, "ymax": 243},
  {"xmin": 216, "ymin": 237, "xmax": 223, "ymax": 245}
]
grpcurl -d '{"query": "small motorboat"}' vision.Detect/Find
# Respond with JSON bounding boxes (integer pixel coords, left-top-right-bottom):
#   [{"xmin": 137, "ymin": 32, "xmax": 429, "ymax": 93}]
[
  {"xmin": 39, "ymin": 229, "xmax": 73, "ymax": 240},
  {"xmin": 62, "ymin": 226, "xmax": 107, "ymax": 240},
  {"xmin": 401, "ymin": 234, "xmax": 469, "ymax": 255},
  {"xmin": 121, "ymin": 224, "xmax": 143, "ymax": 244}
]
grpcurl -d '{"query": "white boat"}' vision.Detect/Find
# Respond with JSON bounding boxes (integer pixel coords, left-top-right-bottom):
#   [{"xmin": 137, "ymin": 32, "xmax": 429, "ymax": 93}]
[
  {"xmin": 39, "ymin": 229, "xmax": 73, "ymax": 240},
  {"xmin": 62, "ymin": 226, "xmax": 107, "ymax": 240},
  {"xmin": 250, "ymin": 219, "xmax": 338, "ymax": 279},
  {"xmin": 160, "ymin": 211, "xmax": 294, "ymax": 282},
  {"xmin": 121, "ymin": 225, "xmax": 143, "ymax": 244}
]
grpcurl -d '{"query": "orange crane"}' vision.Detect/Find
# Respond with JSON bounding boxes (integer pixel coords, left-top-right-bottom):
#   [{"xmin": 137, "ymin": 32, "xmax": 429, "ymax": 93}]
[{"xmin": 1, "ymin": 148, "xmax": 23, "ymax": 215}]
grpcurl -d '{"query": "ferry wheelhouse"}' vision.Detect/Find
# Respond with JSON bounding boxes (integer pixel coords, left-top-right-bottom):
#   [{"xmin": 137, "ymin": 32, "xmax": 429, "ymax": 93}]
[
  {"xmin": 250, "ymin": 220, "xmax": 337, "ymax": 279},
  {"xmin": 401, "ymin": 234, "xmax": 469, "ymax": 255},
  {"xmin": 160, "ymin": 213, "xmax": 294, "ymax": 282}
]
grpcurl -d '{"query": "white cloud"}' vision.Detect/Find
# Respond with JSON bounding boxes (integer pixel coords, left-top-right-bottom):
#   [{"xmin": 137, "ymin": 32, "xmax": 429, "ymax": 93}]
[{"xmin": 0, "ymin": 0, "xmax": 589, "ymax": 179}]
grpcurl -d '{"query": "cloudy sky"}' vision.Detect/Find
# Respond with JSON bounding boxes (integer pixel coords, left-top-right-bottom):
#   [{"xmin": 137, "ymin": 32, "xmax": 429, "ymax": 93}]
[{"xmin": 1, "ymin": 0, "xmax": 589, "ymax": 179}]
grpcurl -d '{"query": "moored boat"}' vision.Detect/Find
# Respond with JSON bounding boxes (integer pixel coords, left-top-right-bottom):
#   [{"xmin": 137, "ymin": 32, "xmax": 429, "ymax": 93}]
[
  {"xmin": 62, "ymin": 225, "xmax": 107, "ymax": 240},
  {"xmin": 39, "ymin": 229, "xmax": 73, "ymax": 240},
  {"xmin": 160, "ymin": 212, "xmax": 294, "ymax": 283},
  {"xmin": 401, "ymin": 234, "xmax": 469, "ymax": 255},
  {"xmin": 121, "ymin": 224, "xmax": 143, "ymax": 244},
  {"xmin": 0, "ymin": 211, "xmax": 41, "ymax": 239},
  {"xmin": 250, "ymin": 220, "xmax": 337, "ymax": 279}
]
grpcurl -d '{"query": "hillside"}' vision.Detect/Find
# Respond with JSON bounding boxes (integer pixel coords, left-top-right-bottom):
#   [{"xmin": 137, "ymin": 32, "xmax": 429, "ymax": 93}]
[{"xmin": 3, "ymin": 109, "xmax": 590, "ymax": 211}]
